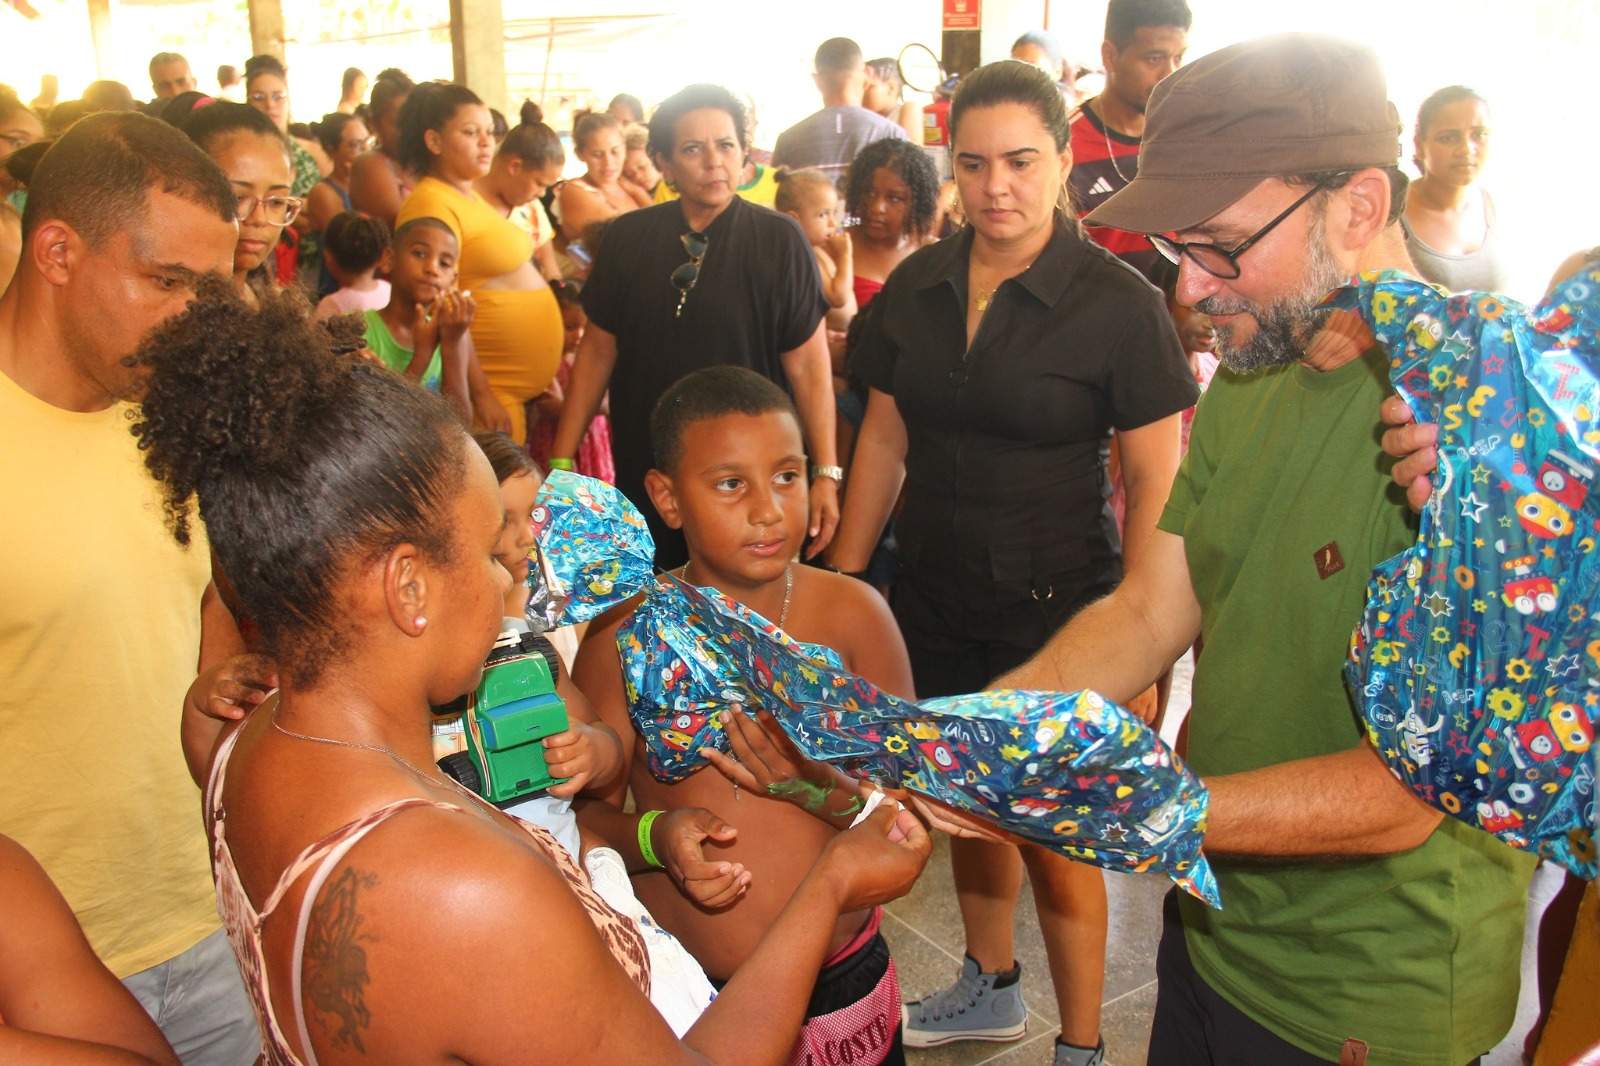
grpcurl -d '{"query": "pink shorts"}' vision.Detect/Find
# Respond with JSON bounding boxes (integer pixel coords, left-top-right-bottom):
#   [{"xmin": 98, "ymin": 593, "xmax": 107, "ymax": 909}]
[{"xmin": 789, "ymin": 907, "xmax": 903, "ymax": 1066}]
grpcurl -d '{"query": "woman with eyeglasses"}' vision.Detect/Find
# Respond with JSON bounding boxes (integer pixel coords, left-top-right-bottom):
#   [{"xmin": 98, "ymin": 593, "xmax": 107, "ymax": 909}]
[
  {"xmin": 828, "ymin": 61, "xmax": 1196, "ymax": 1065},
  {"xmin": 549, "ymin": 83, "xmax": 839, "ymax": 570},
  {"xmin": 395, "ymin": 81, "xmax": 563, "ymax": 443},
  {"xmin": 303, "ymin": 112, "xmax": 373, "ymax": 296},
  {"xmin": 304, "ymin": 113, "xmax": 370, "ymax": 233},
  {"xmin": 243, "ymin": 55, "xmax": 322, "ymax": 200},
  {"xmin": 182, "ymin": 102, "xmax": 301, "ymax": 305},
  {"xmin": 1401, "ymin": 86, "xmax": 1507, "ymax": 293}
]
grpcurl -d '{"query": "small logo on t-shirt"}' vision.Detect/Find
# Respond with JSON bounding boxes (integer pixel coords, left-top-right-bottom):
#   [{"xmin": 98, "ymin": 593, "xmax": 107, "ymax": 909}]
[
  {"xmin": 1086, "ymin": 175, "xmax": 1116, "ymax": 198},
  {"xmin": 1314, "ymin": 541, "xmax": 1345, "ymax": 580},
  {"xmin": 1339, "ymin": 1038, "xmax": 1369, "ymax": 1066}
]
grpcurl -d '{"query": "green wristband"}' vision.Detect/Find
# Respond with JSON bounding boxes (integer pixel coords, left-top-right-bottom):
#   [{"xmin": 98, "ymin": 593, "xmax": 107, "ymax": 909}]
[
  {"xmin": 637, "ymin": 809, "xmax": 665, "ymax": 868},
  {"xmin": 548, "ymin": 457, "xmax": 575, "ymax": 472}
]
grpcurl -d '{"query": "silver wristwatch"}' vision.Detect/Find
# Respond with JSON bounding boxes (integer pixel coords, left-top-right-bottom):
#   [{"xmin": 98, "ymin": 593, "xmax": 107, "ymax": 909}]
[{"xmin": 811, "ymin": 464, "xmax": 845, "ymax": 483}]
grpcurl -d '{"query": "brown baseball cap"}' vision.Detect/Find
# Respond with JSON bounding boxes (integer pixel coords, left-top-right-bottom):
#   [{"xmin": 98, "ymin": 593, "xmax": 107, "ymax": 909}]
[{"xmin": 1084, "ymin": 33, "xmax": 1401, "ymax": 235}]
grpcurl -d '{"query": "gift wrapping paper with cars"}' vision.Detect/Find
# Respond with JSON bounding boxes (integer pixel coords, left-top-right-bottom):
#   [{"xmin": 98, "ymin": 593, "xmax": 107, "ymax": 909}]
[
  {"xmin": 533, "ymin": 469, "xmax": 1220, "ymax": 906},
  {"xmin": 1333, "ymin": 269, "xmax": 1600, "ymax": 878}
]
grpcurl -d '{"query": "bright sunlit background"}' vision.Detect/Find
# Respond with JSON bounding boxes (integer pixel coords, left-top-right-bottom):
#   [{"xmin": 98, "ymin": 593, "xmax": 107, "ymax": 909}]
[{"xmin": 5, "ymin": 0, "xmax": 1596, "ymax": 300}]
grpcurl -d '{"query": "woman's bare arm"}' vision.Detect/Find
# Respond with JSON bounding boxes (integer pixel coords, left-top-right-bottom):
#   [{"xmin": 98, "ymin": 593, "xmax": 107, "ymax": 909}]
[
  {"xmin": 349, "ymin": 152, "xmax": 404, "ymax": 228},
  {"xmin": 292, "ymin": 795, "xmax": 927, "ymax": 1065},
  {"xmin": 826, "ymin": 389, "xmax": 907, "ymax": 571}
]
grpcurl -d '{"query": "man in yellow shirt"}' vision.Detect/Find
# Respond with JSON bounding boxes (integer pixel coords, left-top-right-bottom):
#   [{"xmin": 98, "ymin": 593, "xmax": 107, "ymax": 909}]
[{"xmin": 0, "ymin": 112, "xmax": 265, "ymax": 1063}]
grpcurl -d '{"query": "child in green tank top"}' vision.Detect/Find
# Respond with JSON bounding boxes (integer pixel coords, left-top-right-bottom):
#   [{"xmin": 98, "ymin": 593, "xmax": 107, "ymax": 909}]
[{"xmin": 364, "ymin": 216, "xmax": 473, "ymax": 417}]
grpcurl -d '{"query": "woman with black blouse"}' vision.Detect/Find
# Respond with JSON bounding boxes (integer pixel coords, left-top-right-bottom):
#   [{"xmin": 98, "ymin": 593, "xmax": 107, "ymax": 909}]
[{"xmin": 828, "ymin": 61, "xmax": 1196, "ymax": 1066}]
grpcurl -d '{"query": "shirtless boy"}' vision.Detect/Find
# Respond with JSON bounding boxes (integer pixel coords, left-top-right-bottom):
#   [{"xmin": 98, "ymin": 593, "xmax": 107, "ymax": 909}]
[{"xmin": 575, "ymin": 365, "xmax": 915, "ymax": 1063}]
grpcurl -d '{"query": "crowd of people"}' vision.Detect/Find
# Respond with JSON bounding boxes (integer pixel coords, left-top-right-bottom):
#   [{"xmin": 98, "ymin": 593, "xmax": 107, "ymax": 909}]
[{"xmin": 0, "ymin": 1, "xmax": 1595, "ymax": 1065}]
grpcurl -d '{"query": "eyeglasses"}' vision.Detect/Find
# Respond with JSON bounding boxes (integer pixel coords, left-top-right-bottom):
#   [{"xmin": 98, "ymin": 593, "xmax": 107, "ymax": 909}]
[
  {"xmin": 234, "ymin": 193, "xmax": 304, "ymax": 226},
  {"xmin": 671, "ymin": 230, "xmax": 708, "ymax": 319},
  {"xmin": 341, "ymin": 136, "xmax": 375, "ymax": 153},
  {"xmin": 1148, "ymin": 180, "xmax": 1331, "ymax": 280},
  {"xmin": 248, "ymin": 91, "xmax": 287, "ymax": 105}
]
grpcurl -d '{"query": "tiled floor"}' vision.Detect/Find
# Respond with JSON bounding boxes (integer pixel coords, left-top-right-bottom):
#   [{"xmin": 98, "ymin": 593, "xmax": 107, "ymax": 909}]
[
  {"xmin": 884, "ymin": 839, "xmax": 1170, "ymax": 1066},
  {"xmin": 884, "ymin": 652, "xmax": 1543, "ymax": 1066}
]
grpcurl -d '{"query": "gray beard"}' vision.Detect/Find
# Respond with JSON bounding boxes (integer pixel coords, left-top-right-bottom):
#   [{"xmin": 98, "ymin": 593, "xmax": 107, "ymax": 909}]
[{"xmin": 1196, "ymin": 212, "xmax": 1346, "ymax": 374}]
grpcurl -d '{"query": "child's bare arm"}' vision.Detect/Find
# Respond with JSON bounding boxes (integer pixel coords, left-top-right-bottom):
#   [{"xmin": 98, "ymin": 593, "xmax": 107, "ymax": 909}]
[
  {"xmin": 570, "ymin": 602, "xmax": 643, "ymax": 808},
  {"xmin": 821, "ymin": 233, "xmax": 856, "ymax": 323},
  {"xmin": 544, "ymin": 671, "xmax": 625, "ymax": 798}
]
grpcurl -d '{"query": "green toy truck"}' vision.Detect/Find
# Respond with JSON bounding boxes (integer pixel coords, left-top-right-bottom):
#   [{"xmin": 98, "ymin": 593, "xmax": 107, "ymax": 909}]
[{"xmin": 435, "ymin": 628, "xmax": 568, "ymax": 807}]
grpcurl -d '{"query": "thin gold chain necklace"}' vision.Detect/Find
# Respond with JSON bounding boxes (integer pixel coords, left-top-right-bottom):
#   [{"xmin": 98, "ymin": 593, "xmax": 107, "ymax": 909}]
[{"xmin": 675, "ymin": 562, "xmax": 794, "ymax": 626}]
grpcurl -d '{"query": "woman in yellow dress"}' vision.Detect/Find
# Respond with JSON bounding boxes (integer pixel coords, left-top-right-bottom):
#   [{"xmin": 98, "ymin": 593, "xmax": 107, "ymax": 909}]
[{"xmin": 395, "ymin": 82, "xmax": 563, "ymax": 442}]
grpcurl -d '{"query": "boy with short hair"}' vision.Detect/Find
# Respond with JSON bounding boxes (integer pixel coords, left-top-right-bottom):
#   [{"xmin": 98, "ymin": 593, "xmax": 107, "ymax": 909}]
[
  {"xmin": 573, "ymin": 365, "xmax": 914, "ymax": 1064},
  {"xmin": 363, "ymin": 216, "xmax": 473, "ymax": 420}
]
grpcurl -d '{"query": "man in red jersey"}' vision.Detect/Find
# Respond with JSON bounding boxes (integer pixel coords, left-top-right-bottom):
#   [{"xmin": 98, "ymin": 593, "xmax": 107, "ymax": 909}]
[{"xmin": 1068, "ymin": 0, "xmax": 1190, "ymax": 285}]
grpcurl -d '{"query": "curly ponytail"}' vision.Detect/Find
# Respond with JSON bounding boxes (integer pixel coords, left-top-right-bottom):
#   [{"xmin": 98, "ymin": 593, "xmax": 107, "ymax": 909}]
[{"xmin": 129, "ymin": 279, "xmax": 465, "ymax": 683}]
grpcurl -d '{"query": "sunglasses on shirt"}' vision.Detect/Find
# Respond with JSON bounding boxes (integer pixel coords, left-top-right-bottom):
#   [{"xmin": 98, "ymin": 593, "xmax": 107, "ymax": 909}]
[{"xmin": 671, "ymin": 231, "xmax": 709, "ymax": 319}]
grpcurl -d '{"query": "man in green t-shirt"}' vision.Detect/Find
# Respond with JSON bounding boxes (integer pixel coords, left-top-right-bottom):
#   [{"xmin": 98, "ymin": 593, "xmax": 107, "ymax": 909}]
[{"xmin": 995, "ymin": 34, "xmax": 1533, "ymax": 1066}]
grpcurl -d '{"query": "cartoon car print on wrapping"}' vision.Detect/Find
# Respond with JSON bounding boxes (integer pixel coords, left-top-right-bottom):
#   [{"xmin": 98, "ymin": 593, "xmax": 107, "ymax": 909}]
[
  {"xmin": 618, "ymin": 576, "xmax": 1217, "ymax": 906},
  {"xmin": 533, "ymin": 470, "xmax": 657, "ymax": 626},
  {"xmin": 534, "ymin": 470, "xmax": 1221, "ymax": 905},
  {"xmin": 1330, "ymin": 268, "xmax": 1600, "ymax": 879}
]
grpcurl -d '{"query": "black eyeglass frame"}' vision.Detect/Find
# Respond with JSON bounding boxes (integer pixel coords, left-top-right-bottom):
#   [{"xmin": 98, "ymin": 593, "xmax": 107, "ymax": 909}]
[
  {"xmin": 1148, "ymin": 179, "xmax": 1332, "ymax": 281},
  {"xmin": 671, "ymin": 230, "xmax": 709, "ymax": 319}
]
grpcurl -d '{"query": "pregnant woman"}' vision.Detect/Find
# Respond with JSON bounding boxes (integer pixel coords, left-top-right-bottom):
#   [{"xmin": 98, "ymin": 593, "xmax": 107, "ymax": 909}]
[{"xmin": 396, "ymin": 81, "xmax": 563, "ymax": 442}]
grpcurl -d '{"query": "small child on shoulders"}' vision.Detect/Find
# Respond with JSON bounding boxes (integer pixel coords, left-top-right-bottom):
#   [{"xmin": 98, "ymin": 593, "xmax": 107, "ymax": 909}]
[
  {"xmin": 776, "ymin": 167, "xmax": 856, "ymax": 329},
  {"xmin": 573, "ymin": 366, "xmax": 913, "ymax": 1064},
  {"xmin": 363, "ymin": 216, "xmax": 473, "ymax": 421},
  {"xmin": 313, "ymin": 212, "xmax": 391, "ymax": 320}
]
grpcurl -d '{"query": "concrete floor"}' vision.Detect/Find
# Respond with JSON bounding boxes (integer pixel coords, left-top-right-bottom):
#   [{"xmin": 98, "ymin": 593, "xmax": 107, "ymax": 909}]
[{"xmin": 885, "ymin": 652, "xmax": 1542, "ymax": 1066}]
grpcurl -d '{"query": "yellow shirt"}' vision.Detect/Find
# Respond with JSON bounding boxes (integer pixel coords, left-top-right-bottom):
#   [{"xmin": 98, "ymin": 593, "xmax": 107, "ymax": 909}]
[
  {"xmin": 653, "ymin": 163, "xmax": 780, "ymax": 209},
  {"xmin": 0, "ymin": 367, "xmax": 216, "ymax": 976},
  {"xmin": 397, "ymin": 175, "xmax": 534, "ymax": 286}
]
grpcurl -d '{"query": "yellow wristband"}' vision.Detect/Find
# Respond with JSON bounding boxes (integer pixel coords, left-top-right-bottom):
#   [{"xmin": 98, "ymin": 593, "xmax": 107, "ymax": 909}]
[
  {"xmin": 549, "ymin": 457, "xmax": 575, "ymax": 472},
  {"xmin": 637, "ymin": 809, "xmax": 665, "ymax": 868}
]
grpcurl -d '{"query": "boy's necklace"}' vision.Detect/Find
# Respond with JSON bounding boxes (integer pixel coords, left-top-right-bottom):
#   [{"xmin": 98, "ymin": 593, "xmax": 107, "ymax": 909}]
[{"xmin": 675, "ymin": 562, "xmax": 794, "ymax": 627}]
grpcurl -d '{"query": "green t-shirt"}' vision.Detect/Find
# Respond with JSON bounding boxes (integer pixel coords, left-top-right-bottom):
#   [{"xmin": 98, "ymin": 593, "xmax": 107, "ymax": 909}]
[
  {"xmin": 1159, "ymin": 347, "xmax": 1534, "ymax": 1065},
  {"xmin": 363, "ymin": 310, "xmax": 442, "ymax": 393}
]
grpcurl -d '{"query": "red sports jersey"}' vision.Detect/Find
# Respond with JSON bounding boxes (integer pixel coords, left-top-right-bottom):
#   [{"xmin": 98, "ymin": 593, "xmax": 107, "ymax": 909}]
[{"xmin": 1068, "ymin": 99, "xmax": 1170, "ymax": 288}]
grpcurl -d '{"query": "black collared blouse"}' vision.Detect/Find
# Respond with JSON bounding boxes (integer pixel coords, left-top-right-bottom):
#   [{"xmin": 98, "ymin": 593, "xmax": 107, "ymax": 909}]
[{"xmin": 851, "ymin": 216, "xmax": 1197, "ymax": 604}]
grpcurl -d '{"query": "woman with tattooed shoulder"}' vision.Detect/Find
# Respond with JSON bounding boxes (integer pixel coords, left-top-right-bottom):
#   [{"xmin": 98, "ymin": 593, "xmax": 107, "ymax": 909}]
[{"xmin": 149, "ymin": 282, "xmax": 929, "ymax": 1065}]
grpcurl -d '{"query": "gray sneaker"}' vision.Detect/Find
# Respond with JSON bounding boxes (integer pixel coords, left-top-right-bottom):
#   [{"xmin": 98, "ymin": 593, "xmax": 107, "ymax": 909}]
[
  {"xmin": 901, "ymin": 956, "xmax": 1027, "ymax": 1048},
  {"xmin": 1053, "ymin": 1037, "xmax": 1106, "ymax": 1066}
]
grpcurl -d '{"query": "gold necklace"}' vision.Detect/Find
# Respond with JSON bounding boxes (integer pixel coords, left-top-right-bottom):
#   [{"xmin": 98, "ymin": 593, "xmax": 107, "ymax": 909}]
[
  {"xmin": 974, "ymin": 287, "xmax": 999, "ymax": 313},
  {"xmin": 676, "ymin": 562, "xmax": 794, "ymax": 626},
  {"xmin": 271, "ymin": 708, "xmax": 466, "ymax": 796}
]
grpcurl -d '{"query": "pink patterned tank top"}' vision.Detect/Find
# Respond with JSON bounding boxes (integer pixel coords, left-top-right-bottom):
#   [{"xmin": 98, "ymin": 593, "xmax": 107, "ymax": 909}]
[{"xmin": 204, "ymin": 713, "xmax": 650, "ymax": 1065}]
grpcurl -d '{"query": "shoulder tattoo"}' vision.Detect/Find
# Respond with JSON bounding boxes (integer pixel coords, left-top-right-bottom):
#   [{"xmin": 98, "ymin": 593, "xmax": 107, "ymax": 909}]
[{"xmin": 304, "ymin": 866, "xmax": 380, "ymax": 1054}]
